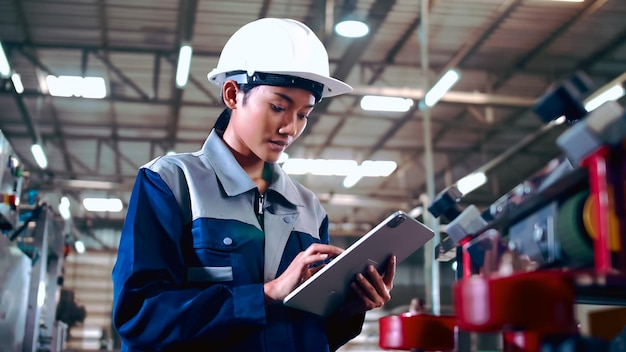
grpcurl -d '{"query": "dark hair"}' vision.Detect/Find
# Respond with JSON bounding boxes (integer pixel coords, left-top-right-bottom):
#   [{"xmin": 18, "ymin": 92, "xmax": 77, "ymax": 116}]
[{"xmin": 212, "ymin": 83, "xmax": 257, "ymax": 132}]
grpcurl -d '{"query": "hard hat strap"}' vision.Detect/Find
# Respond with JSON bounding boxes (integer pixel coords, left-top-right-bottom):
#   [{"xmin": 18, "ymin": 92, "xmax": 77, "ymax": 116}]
[{"xmin": 225, "ymin": 71, "xmax": 324, "ymax": 102}]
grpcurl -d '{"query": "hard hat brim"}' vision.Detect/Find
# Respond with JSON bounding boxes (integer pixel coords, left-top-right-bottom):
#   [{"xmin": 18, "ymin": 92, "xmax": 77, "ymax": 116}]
[{"xmin": 208, "ymin": 69, "xmax": 352, "ymax": 99}]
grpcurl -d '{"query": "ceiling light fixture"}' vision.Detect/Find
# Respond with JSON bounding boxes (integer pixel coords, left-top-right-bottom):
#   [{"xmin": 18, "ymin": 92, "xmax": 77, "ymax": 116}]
[
  {"xmin": 584, "ymin": 84, "xmax": 625, "ymax": 112},
  {"xmin": 456, "ymin": 172, "xmax": 487, "ymax": 195},
  {"xmin": 342, "ymin": 172, "xmax": 363, "ymax": 188},
  {"xmin": 46, "ymin": 75, "xmax": 107, "ymax": 99},
  {"xmin": 30, "ymin": 143, "xmax": 48, "ymax": 169},
  {"xmin": 335, "ymin": 16, "xmax": 369, "ymax": 38},
  {"xmin": 74, "ymin": 240, "xmax": 86, "ymax": 254},
  {"xmin": 11, "ymin": 73, "xmax": 24, "ymax": 94},
  {"xmin": 342, "ymin": 160, "xmax": 398, "ymax": 188},
  {"xmin": 176, "ymin": 44, "xmax": 193, "ymax": 88},
  {"xmin": 360, "ymin": 95, "xmax": 414, "ymax": 112},
  {"xmin": 82, "ymin": 197, "xmax": 123, "ymax": 212},
  {"xmin": 423, "ymin": 69, "xmax": 461, "ymax": 108},
  {"xmin": 0, "ymin": 42, "xmax": 10, "ymax": 78},
  {"xmin": 59, "ymin": 196, "xmax": 71, "ymax": 220}
]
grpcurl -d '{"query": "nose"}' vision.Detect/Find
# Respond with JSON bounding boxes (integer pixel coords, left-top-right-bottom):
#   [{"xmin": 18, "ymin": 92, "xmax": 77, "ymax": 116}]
[{"xmin": 278, "ymin": 113, "xmax": 298, "ymax": 136}]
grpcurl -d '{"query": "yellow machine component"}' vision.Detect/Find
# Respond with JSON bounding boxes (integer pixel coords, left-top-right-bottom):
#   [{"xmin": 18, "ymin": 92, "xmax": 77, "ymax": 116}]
[{"xmin": 582, "ymin": 187, "xmax": 622, "ymax": 251}]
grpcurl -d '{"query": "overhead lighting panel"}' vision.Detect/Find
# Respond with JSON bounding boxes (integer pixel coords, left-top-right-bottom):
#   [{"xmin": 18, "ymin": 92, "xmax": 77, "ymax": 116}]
[
  {"xmin": 335, "ymin": 19, "xmax": 369, "ymax": 38},
  {"xmin": 456, "ymin": 172, "xmax": 487, "ymax": 195},
  {"xmin": 83, "ymin": 197, "xmax": 123, "ymax": 212},
  {"xmin": 584, "ymin": 84, "xmax": 625, "ymax": 112},
  {"xmin": 30, "ymin": 143, "xmax": 48, "ymax": 169},
  {"xmin": 11, "ymin": 73, "xmax": 24, "ymax": 94},
  {"xmin": 360, "ymin": 95, "xmax": 414, "ymax": 112},
  {"xmin": 176, "ymin": 44, "xmax": 193, "ymax": 88},
  {"xmin": 423, "ymin": 69, "xmax": 461, "ymax": 108},
  {"xmin": 46, "ymin": 75, "xmax": 107, "ymax": 99},
  {"xmin": 0, "ymin": 42, "xmax": 10, "ymax": 78}
]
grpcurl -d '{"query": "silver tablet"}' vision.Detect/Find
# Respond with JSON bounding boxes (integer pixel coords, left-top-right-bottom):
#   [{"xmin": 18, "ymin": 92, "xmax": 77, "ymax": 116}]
[{"xmin": 283, "ymin": 210, "xmax": 434, "ymax": 316}]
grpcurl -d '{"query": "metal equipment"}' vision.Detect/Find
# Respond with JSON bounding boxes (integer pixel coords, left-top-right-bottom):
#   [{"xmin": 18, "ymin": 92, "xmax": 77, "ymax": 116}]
[
  {"xmin": 379, "ymin": 72, "xmax": 626, "ymax": 352},
  {"xmin": 0, "ymin": 130, "xmax": 68, "ymax": 352}
]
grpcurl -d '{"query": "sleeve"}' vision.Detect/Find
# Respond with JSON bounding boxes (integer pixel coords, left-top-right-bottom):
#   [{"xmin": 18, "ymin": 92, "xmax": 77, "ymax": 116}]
[
  {"xmin": 112, "ymin": 168, "xmax": 266, "ymax": 349},
  {"xmin": 316, "ymin": 215, "xmax": 366, "ymax": 350}
]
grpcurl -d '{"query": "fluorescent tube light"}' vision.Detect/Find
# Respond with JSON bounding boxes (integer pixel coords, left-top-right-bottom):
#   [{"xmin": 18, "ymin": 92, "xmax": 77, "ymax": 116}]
[
  {"xmin": 343, "ymin": 173, "xmax": 363, "ymax": 188},
  {"xmin": 82, "ymin": 197, "xmax": 123, "ymax": 212},
  {"xmin": 335, "ymin": 20, "xmax": 369, "ymax": 38},
  {"xmin": 46, "ymin": 75, "xmax": 107, "ymax": 99},
  {"xmin": 360, "ymin": 95, "xmax": 414, "ymax": 112},
  {"xmin": 281, "ymin": 159, "xmax": 396, "ymax": 177},
  {"xmin": 360, "ymin": 160, "xmax": 397, "ymax": 176},
  {"xmin": 176, "ymin": 44, "xmax": 193, "ymax": 88},
  {"xmin": 424, "ymin": 69, "xmax": 461, "ymax": 107},
  {"xmin": 59, "ymin": 196, "xmax": 71, "ymax": 220},
  {"xmin": 584, "ymin": 84, "xmax": 625, "ymax": 112},
  {"xmin": 456, "ymin": 172, "xmax": 487, "ymax": 195},
  {"xmin": 0, "ymin": 42, "xmax": 10, "ymax": 78},
  {"xmin": 11, "ymin": 73, "xmax": 24, "ymax": 94},
  {"xmin": 30, "ymin": 143, "xmax": 48, "ymax": 169},
  {"xmin": 81, "ymin": 77, "xmax": 107, "ymax": 99},
  {"xmin": 310, "ymin": 159, "xmax": 359, "ymax": 176},
  {"xmin": 74, "ymin": 240, "xmax": 86, "ymax": 254}
]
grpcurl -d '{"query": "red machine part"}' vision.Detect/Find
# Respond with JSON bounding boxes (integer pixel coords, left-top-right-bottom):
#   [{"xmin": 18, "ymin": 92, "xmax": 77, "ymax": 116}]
[
  {"xmin": 379, "ymin": 313, "xmax": 456, "ymax": 351},
  {"xmin": 582, "ymin": 148, "xmax": 613, "ymax": 274},
  {"xmin": 454, "ymin": 271, "xmax": 577, "ymax": 350}
]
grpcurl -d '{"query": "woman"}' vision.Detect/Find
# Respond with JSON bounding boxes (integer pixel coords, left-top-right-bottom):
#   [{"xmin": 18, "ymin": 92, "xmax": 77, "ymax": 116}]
[{"xmin": 112, "ymin": 18, "xmax": 396, "ymax": 351}]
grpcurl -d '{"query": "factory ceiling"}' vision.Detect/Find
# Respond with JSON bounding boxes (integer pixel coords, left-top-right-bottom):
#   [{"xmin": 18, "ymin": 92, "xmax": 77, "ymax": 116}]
[{"xmin": 0, "ymin": 0, "xmax": 625, "ymax": 249}]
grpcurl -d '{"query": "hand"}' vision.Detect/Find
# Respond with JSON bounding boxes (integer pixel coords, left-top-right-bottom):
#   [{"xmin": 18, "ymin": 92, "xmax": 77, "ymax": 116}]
[
  {"xmin": 343, "ymin": 255, "xmax": 396, "ymax": 316},
  {"xmin": 264, "ymin": 243, "xmax": 343, "ymax": 304}
]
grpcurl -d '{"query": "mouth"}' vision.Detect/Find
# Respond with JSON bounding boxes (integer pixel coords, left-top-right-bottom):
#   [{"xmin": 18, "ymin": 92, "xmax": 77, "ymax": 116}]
[{"xmin": 270, "ymin": 139, "xmax": 289, "ymax": 147}]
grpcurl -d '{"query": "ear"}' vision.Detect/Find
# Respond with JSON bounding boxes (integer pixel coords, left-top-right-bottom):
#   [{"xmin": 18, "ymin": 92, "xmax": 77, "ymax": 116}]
[{"xmin": 222, "ymin": 80, "xmax": 239, "ymax": 109}]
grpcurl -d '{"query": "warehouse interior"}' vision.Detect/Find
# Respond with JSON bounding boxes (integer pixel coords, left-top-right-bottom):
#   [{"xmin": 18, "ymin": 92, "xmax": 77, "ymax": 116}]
[{"xmin": 1, "ymin": 0, "xmax": 626, "ymax": 351}]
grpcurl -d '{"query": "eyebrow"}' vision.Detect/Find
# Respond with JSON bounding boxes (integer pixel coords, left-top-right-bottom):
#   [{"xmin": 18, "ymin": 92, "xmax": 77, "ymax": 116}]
[{"xmin": 273, "ymin": 92, "xmax": 315, "ymax": 109}]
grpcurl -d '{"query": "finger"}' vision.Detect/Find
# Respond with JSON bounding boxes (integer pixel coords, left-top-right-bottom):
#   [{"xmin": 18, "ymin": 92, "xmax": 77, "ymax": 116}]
[
  {"xmin": 364, "ymin": 266, "xmax": 391, "ymax": 301},
  {"xmin": 382, "ymin": 255, "xmax": 397, "ymax": 289},
  {"xmin": 355, "ymin": 272, "xmax": 386, "ymax": 306},
  {"xmin": 305, "ymin": 243, "xmax": 344, "ymax": 257},
  {"xmin": 351, "ymin": 280, "xmax": 383, "ymax": 310}
]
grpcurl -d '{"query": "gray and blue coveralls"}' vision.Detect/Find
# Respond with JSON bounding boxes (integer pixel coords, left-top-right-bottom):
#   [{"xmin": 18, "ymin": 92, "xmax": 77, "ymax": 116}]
[{"xmin": 112, "ymin": 129, "xmax": 365, "ymax": 351}]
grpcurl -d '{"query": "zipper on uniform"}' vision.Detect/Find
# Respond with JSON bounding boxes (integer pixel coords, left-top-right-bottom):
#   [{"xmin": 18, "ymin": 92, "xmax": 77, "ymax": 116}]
[
  {"xmin": 256, "ymin": 192, "xmax": 265, "ymax": 230},
  {"xmin": 257, "ymin": 193, "xmax": 264, "ymax": 215}
]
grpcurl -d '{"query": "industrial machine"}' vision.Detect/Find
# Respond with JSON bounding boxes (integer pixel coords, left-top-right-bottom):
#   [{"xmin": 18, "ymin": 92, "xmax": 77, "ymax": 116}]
[
  {"xmin": 0, "ymin": 130, "xmax": 68, "ymax": 352},
  {"xmin": 379, "ymin": 72, "xmax": 626, "ymax": 352}
]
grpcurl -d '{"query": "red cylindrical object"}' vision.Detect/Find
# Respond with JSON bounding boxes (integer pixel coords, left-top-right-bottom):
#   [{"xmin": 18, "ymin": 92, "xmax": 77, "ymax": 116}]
[
  {"xmin": 379, "ymin": 313, "xmax": 456, "ymax": 351},
  {"xmin": 582, "ymin": 149, "xmax": 612, "ymax": 275},
  {"xmin": 454, "ymin": 271, "xmax": 577, "ymax": 334}
]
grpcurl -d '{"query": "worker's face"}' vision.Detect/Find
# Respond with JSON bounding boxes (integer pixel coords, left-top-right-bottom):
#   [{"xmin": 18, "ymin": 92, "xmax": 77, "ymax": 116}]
[{"xmin": 224, "ymin": 84, "xmax": 314, "ymax": 163}]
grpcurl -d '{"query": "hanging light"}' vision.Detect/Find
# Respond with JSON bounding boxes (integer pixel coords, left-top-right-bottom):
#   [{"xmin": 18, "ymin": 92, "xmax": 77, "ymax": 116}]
[
  {"xmin": 335, "ymin": 14, "xmax": 369, "ymax": 38},
  {"xmin": 0, "ymin": 41, "xmax": 11, "ymax": 78},
  {"xmin": 423, "ymin": 69, "xmax": 461, "ymax": 108},
  {"xmin": 175, "ymin": 44, "xmax": 193, "ymax": 88},
  {"xmin": 30, "ymin": 143, "xmax": 48, "ymax": 169}
]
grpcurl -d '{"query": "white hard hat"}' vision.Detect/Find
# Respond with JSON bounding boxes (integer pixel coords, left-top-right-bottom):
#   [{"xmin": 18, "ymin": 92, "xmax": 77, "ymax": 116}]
[{"xmin": 207, "ymin": 18, "xmax": 352, "ymax": 100}]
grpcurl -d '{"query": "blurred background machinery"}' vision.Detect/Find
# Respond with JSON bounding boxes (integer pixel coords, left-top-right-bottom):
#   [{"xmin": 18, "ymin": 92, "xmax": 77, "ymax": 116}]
[
  {"xmin": 0, "ymin": 129, "xmax": 80, "ymax": 352},
  {"xmin": 379, "ymin": 72, "xmax": 626, "ymax": 352}
]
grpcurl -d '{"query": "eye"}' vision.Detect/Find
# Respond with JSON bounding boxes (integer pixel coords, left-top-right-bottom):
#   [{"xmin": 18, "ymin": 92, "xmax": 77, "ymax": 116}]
[
  {"xmin": 298, "ymin": 114, "xmax": 309, "ymax": 120},
  {"xmin": 270, "ymin": 104, "xmax": 285, "ymax": 113}
]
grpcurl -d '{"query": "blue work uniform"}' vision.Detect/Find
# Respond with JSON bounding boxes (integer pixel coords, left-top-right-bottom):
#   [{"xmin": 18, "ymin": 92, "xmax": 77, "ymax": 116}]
[{"xmin": 112, "ymin": 129, "xmax": 365, "ymax": 351}]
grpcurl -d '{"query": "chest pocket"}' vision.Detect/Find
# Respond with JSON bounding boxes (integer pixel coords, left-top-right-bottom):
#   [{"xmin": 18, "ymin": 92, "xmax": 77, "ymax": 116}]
[{"xmin": 187, "ymin": 219, "xmax": 264, "ymax": 286}]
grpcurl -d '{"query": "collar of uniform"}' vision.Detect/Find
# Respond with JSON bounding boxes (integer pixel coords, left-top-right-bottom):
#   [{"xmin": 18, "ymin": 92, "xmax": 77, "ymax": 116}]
[
  {"xmin": 203, "ymin": 129, "xmax": 255, "ymax": 196},
  {"xmin": 265, "ymin": 161, "xmax": 304, "ymax": 207},
  {"xmin": 202, "ymin": 129, "xmax": 304, "ymax": 207}
]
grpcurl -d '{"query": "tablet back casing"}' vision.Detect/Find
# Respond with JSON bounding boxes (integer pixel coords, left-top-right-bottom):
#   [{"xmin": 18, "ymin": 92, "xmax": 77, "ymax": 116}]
[{"xmin": 283, "ymin": 210, "xmax": 434, "ymax": 316}]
